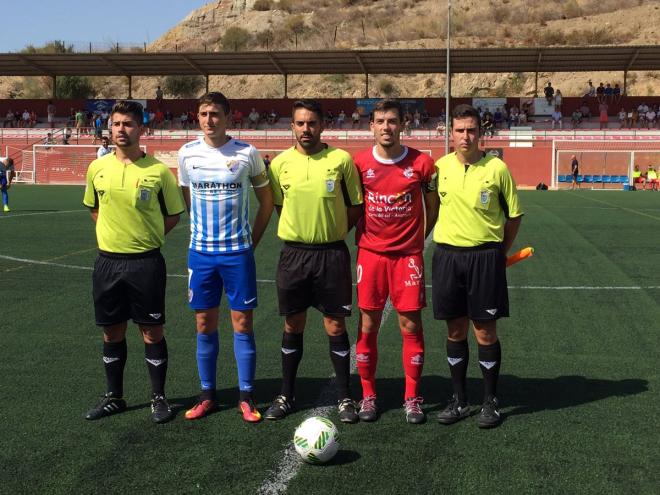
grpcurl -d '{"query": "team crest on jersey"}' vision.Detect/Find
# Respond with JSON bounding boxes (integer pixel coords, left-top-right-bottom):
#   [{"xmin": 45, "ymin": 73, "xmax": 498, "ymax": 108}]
[
  {"xmin": 226, "ymin": 160, "xmax": 240, "ymax": 173},
  {"xmin": 480, "ymin": 190, "xmax": 490, "ymax": 204},
  {"xmin": 326, "ymin": 180, "xmax": 335, "ymax": 192},
  {"xmin": 403, "ymin": 166, "xmax": 414, "ymax": 179},
  {"xmin": 366, "ymin": 168, "xmax": 375, "ymax": 179}
]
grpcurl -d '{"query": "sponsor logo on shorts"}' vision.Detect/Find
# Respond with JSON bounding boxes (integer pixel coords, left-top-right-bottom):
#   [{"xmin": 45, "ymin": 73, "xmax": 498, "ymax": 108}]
[
  {"xmin": 149, "ymin": 313, "xmax": 162, "ymax": 319},
  {"xmin": 485, "ymin": 308, "xmax": 498, "ymax": 315},
  {"xmin": 447, "ymin": 357, "xmax": 464, "ymax": 366},
  {"xmin": 103, "ymin": 357, "xmax": 120, "ymax": 364},
  {"xmin": 341, "ymin": 304, "xmax": 352, "ymax": 311},
  {"xmin": 188, "ymin": 289, "xmax": 194, "ymax": 303},
  {"xmin": 331, "ymin": 350, "xmax": 350, "ymax": 357},
  {"xmin": 410, "ymin": 354, "xmax": 424, "ymax": 365},
  {"xmin": 244, "ymin": 297, "xmax": 257, "ymax": 305},
  {"xmin": 281, "ymin": 348, "xmax": 298, "ymax": 355},
  {"xmin": 404, "ymin": 257, "xmax": 423, "ymax": 287}
]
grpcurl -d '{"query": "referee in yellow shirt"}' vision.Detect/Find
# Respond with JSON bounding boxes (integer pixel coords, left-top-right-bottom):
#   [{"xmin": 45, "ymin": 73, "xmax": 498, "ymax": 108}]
[
  {"xmin": 433, "ymin": 104, "xmax": 523, "ymax": 428},
  {"xmin": 265, "ymin": 99, "xmax": 363, "ymax": 423},
  {"xmin": 83, "ymin": 101, "xmax": 185, "ymax": 424}
]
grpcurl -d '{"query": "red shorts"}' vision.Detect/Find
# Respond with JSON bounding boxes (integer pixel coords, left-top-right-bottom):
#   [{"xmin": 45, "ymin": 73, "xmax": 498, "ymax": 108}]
[{"xmin": 356, "ymin": 248, "xmax": 426, "ymax": 312}]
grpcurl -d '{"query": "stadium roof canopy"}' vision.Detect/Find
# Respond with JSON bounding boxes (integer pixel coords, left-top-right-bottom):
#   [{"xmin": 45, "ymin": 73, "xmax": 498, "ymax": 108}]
[
  {"xmin": 1, "ymin": 46, "xmax": 659, "ymax": 76},
  {"xmin": 1, "ymin": 46, "xmax": 658, "ymax": 97}
]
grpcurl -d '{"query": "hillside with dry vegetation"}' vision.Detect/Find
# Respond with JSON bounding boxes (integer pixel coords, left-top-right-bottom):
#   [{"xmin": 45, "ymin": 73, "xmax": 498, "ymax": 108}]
[{"xmin": 3, "ymin": 0, "xmax": 660, "ymax": 99}]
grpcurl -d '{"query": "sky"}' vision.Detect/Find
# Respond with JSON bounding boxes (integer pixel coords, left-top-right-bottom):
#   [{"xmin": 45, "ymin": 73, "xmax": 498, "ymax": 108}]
[{"xmin": 0, "ymin": 0, "xmax": 210, "ymax": 52}]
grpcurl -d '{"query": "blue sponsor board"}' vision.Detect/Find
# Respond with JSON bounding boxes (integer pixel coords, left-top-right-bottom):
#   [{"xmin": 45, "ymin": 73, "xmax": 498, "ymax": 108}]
[{"xmin": 86, "ymin": 99, "xmax": 115, "ymax": 114}]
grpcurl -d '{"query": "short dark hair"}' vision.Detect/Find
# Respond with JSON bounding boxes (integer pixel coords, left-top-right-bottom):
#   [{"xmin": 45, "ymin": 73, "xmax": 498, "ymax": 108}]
[
  {"xmin": 370, "ymin": 99, "xmax": 403, "ymax": 121},
  {"xmin": 111, "ymin": 100, "xmax": 144, "ymax": 124},
  {"xmin": 292, "ymin": 99, "xmax": 323, "ymax": 120},
  {"xmin": 198, "ymin": 92, "xmax": 230, "ymax": 115},
  {"xmin": 451, "ymin": 104, "xmax": 481, "ymax": 130},
  {"xmin": 6, "ymin": 158, "xmax": 14, "ymax": 167}
]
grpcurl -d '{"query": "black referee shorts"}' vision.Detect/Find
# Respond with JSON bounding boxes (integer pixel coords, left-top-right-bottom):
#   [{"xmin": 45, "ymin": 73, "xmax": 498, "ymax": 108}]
[
  {"xmin": 276, "ymin": 241, "xmax": 353, "ymax": 317},
  {"xmin": 92, "ymin": 249, "xmax": 166, "ymax": 327},
  {"xmin": 431, "ymin": 242, "xmax": 509, "ymax": 321}
]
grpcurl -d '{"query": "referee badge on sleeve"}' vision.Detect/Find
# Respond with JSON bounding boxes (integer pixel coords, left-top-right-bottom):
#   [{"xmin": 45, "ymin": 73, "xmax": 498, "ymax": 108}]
[{"xmin": 326, "ymin": 180, "xmax": 335, "ymax": 193}]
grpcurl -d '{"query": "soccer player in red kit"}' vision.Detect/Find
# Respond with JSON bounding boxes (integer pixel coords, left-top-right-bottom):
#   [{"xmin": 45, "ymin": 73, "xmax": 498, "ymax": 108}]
[{"xmin": 353, "ymin": 99, "xmax": 439, "ymax": 423}]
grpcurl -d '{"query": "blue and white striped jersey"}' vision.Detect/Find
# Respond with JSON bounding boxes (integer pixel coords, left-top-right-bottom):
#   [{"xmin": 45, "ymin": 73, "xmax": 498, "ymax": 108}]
[{"xmin": 178, "ymin": 137, "xmax": 267, "ymax": 253}]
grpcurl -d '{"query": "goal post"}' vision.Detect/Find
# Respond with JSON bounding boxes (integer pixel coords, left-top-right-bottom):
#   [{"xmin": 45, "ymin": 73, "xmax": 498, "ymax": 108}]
[
  {"xmin": 29, "ymin": 144, "xmax": 147, "ymax": 185},
  {"xmin": 552, "ymin": 140, "xmax": 660, "ymax": 190}
]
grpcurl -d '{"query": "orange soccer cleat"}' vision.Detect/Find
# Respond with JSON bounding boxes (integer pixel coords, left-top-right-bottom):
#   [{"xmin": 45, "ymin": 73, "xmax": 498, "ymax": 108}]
[
  {"xmin": 185, "ymin": 399, "xmax": 217, "ymax": 420},
  {"xmin": 238, "ymin": 399, "xmax": 262, "ymax": 423}
]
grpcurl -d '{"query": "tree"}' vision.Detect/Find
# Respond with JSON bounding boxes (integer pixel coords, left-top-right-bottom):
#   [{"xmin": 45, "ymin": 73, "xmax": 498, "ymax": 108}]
[
  {"xmin": 21, "ymin": 40, "xmax": 73, "ymax": 54},
  {"xmin": 163, "ymin": 75, "xmax": 205, "ymax": 98},
  {"xmin": 222, "ymin": 27, "xmax": 251, "ymax": 51},
  {"xmin": 56, "ymin": 76, "xmax": 95, "ymax": 99}
]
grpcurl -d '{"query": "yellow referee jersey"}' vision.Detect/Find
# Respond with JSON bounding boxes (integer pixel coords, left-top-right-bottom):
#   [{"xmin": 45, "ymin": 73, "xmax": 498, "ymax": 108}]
[
  {"xmin": 433, "ymin": 152, "xmax": 523, "ymax": 247},
  {"xmin": 269, "ymin": 145, "xmax": 363, "ymax": 244},
  {"xmin": 83, "ymin": 153, "xmax": 185, "ymax": 253}
]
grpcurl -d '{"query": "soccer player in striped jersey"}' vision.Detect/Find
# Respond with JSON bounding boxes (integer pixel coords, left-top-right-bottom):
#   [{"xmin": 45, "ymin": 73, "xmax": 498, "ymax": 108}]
[
  {"xmin": 353, "ymin": 99, "xmax": 438, "ymax": 424},
  {"xmin": 0, "ymin": 156, "xmax": 14, "ymax": 212},
  {"xmin": 178, "ymin": 92, "xmax": 274, "ymax": 422}
]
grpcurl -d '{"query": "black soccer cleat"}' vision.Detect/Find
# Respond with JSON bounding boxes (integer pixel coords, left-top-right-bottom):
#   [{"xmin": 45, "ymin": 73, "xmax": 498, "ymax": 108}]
[
  {"xmin": 85, "ymin": 392, "xmax": 127, "ymax": 420},
  {"xmin": 404, "ymin": 397, "xmax": 426, "ymax": 424},
  {"xmin": 151, "ymin": 394, "xmax": 175, "ymax": 424},
  {"xmin": 264, "ymin": 395, "xmax": 294, "ymax": 420},
  {"xmin": 437, "ymin": 394, "xmax": 470, "ymax": 425},
  {"xmin": 337, "ymin": 397, "xmax": 359, "ymax": 424},
  {"xmin": 477, "ymin": 396, "xmax": 503, "ymax": 429}
]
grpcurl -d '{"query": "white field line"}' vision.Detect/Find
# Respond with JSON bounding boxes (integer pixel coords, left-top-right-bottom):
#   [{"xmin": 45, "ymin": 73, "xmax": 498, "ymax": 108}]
[
  {"xmin": 2, "ymin": 254, "xmax": 660, "ymax": 290},
  {"xmin": 0, "ymin": 209, "xmax": 87, "ymax": 219}
]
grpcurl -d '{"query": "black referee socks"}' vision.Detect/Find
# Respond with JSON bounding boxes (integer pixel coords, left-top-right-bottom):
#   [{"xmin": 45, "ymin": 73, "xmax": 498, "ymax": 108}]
[
  {"xmin": 281, "ymin": 332, "xmax": 304, "ymax": 399},
  {"xmin": 103, "ymin": 339, "xmax": 127, "ymax": 397},
  {"xmin": 145, "ymin": 338, "xmax": 168, "ymax": 396},
  {"xmin": 329, "ymin": 332, "xmax": 351, "ymax": 400},
  {"xmin": 446, "ymin": 338, "xmax": 469, "ymax": 405},
  {"xmin": 478, "ymin": 340, "xmax": 501, "ymax": 401}
]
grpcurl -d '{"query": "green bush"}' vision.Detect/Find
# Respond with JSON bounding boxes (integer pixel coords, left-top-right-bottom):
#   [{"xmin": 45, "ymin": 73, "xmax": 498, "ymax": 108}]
[
  {"xmin": 56, "ymin": 76, "xmax": 95, "ymax": 99},
  {"xmin": 252, "ymin": 0, "xmax": 272, "ymax": 11},
  {"xmin": 163, "ymin": 75, "xmax": 205, "ymax": 98},
  {"xmin": 222, "ymin": 26, "xmax": 251, "ymax": 51}
]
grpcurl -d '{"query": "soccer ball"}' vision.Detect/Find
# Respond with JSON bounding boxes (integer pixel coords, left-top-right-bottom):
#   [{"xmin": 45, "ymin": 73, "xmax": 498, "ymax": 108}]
[{"xmin": 293, "ymin": 416, "xmax": 339, "ymax": 464}]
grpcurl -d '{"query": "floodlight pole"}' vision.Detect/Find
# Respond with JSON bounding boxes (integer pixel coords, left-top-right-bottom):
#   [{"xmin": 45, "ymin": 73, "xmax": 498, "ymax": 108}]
[{"xmin": 445, "ymin": 0, "xmax": 451, "ymax": 155}]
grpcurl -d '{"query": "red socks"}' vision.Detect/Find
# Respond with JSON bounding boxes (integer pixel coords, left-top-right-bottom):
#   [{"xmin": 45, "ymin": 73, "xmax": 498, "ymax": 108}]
[
  {"xmin": 356, "ymin": 329, "xmax": 378, "ymax": 398},
  {"xmin": 402, "ymin": 330, "xmax": 424, "ymax": 399}
]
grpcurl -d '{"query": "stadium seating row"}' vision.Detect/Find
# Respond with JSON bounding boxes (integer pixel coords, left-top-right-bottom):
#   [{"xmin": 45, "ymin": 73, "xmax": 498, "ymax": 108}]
[{"xmin": 557, "ymin": 175, "xmax": 630, "ymax": 184}]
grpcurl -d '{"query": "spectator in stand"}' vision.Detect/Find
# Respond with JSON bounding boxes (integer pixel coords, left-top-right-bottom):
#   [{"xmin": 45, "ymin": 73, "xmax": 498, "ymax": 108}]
[
  {"xmin": 97, "ymin": 136, "xmax": 112, "ymax": 159},
  {"xmin": 101, "ymin": 109, "xmax": 110, "ymax": 128},
  {"xmin": 155, "ymin": 109, "xmax": 164, "ymax": 130},
  {"xmin": 598, "ymin": 101, "xmax": 609, "ymax": 130},
  {"xmin": 231, "ymin": 109, "xmax": 243, "ymax": 128},
  {"xmin": 596, "ymin": 82, "xmax": 605, "ymax": 103},
  {"xmin": 44, "ymin": 132, "xmax": 57, "ymax": 148},
  {"xmin": 267, "ymin": 108, "xmax": 278, "ymax": 126},
  {"xmin": 604, "ymin": 83, "xmax": 613, "ymax": 102},
  {"xmin": 325, "ymin": 110, "xmax": 335, "ymax": 129},
  {"xmin": 629, "ymin": 108, "xmax": 639, "ymax": 128},
  {"xmin": 29, "ymin": 110, "xmax": 38, "ymax": 127},
  {"xmin": 75, "ymin": 109, "xmax": 85, "ymax": 136},
  {"xmin": 421, "ymin": 109, "xmax": 430, "ymax": 128},
  {"xmin": 337, "ymin": 110, "xmax": 346, "ymax": 129},
  {"xmin": 92, "ymin": 114, "xmax": 104, "ymax": 144},
  {"xmin": 14, "ymin": 110, "xmax": 21, "ymax": 127},
  {"xmin": 413, "ymin": 110, "xmax": 421, "ymax": 129},
  {"xmin": 584, "ymin": 80, "xmax": 596, "ymax": 98},
  {"xmin": 62, "ymin": 126, "xmax": 72, "ymax": 145},
  {"xmin": 613, "ymin": 83, "xmax": 622, "ymax": 105},
  {"xmin": 4, "ymin": 110, "xmax": 13, "ymax": 128},
  {"xmin": 508, "ymin": 106, "xmax": 519, "ymax": 128},
  {"xmin": 646, "ymin": 107, "xmax": 657, "ymax": 129},
  {"xmin": 518, "ymin": 107, "xmax": 528, "ymax": 125},
  {"xmin": 435, "ymin": 120, "xmax": 446, "ymax": 136},
  {"xmin": 164, "ymin": 110, "xmax": 173, "ymax": 129},
  {"xmin": 618, "ymin": 108, "xmax": 627, "ymax": 128},
  {"xmin": 544, "ymin": 82, "xmax": 554, "ymax": 106},
  {"xmin": 180, "ymin": 111, "xmax": 188, "ymax": 129},
  {"xmin": 47, "ymin": 101, "xmax": 56, "ymax": 129},
  {"xmin": 571, "ymin": 109, "xmax": 582, "ymax": 129},
  {"xmin": 554, "ymin": 89, "xmax": 562, "ymax": 111},
  {"xmin": 580, "ymin": 101, "xmax": 591, "ymax": 120},
  {"xmin": 187, "ymin": 110, "xmax": 196, "ymax": 129},
  {"xmin": 646, "ymin": 166, "xmax": 659, "ymax": 191},
  {"xmin": 155, "ymin": 85, "xmax": 163, "ymax": 104},
  {"xmin": 551, "ymin": 109, "xmax": 563, "ymax": 129},
  {"xmin": 493, "ymin": 108, "xmax": 503, "ymax": 129},
  {"xmin": 149, "ymin": 109, "xmax": 157, "ymax": 134},
  {"xmin": 637, "ymin": 103, "xmax": 648, "ymax": 128},
  {"xmin": 482, "ymin": 111, "xmax": 494, "ymax": 136},
  {"xmin": 248, "ymin": 108, "xmax": 260, "ymax": 129},
  {"xmin": 351, "ymin": 108, "xmax": 361, "ymax": 129},
  {"xmin": 21, "ymin": 109, "xmax": 30, "ymax": 127},
  {"xmin": 403, "ymin": 112, "xmax": 412, "ymax": 136},
  {"xmin": 142, "ymin": 109, "xmax": 151, "ymax": 136}
]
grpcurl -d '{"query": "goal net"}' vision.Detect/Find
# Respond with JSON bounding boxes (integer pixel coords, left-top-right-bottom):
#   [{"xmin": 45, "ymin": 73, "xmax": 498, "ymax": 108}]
[
  {"xmin": 27, "ymin": 144, "xmax": 147, "ymax": 185},
  {"xmin": 552, "ymin": 140, "xmax": 660, "ymax": 189}
]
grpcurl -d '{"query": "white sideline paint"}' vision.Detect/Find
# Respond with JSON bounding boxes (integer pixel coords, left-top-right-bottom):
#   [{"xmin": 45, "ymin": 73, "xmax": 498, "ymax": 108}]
[
  {"xmin": 2, "ymin": 254, "xmax": 659, "ymax": 290},
  {"xmin": 0, "ymin": 209, "xmax": 86, "ymax": 219}
]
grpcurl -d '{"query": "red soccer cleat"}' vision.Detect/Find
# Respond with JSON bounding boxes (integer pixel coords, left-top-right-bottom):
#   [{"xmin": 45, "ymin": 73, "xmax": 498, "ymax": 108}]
[
  {"xmin": 185, "ymin": 399, "xmax": 217, "ymax": 420},
  {"xmin": 238, "ymin": 399, "xmax": 262, "ymax": 423}
]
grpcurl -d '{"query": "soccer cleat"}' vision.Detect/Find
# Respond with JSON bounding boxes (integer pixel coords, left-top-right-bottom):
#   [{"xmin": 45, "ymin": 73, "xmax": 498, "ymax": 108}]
[
  {"xmin": 404, "ymin": 396, "xmax": 426, "ymax": 424},
  {"xmin": 264, "ymin": 395, "xmax": 294, "ymax": 420},
  {"xmin": 337, "ymin": 397, "xmax": 359, "ymax": 424},
  {"xmin": 478, "ymin": 396, "xmax": 503, "ymax": 429},
  {"xmin": 238, "ymin": 398, "xmax": 262, "ymax": 423},
  {"xmin": 437, "ymin": 394, "xmax": 470, "ymax": 425},
  {"xmin": 151, "ymin": 394, "xmax": 175, "ymax": 424},
  {"xmin": 85, "ymin": 392, "xmax": 126, "ymax": 420},
  {"xmin": 3, "ymin": 205, "xmax": 9, "ymax": 212},
  {"xmin": 185, "ymin": 399, "xmax": 217, "ymax": 420},
  {"xmin": 358, "ymin": 395, "xmax": 378, "ymax": 422}
]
